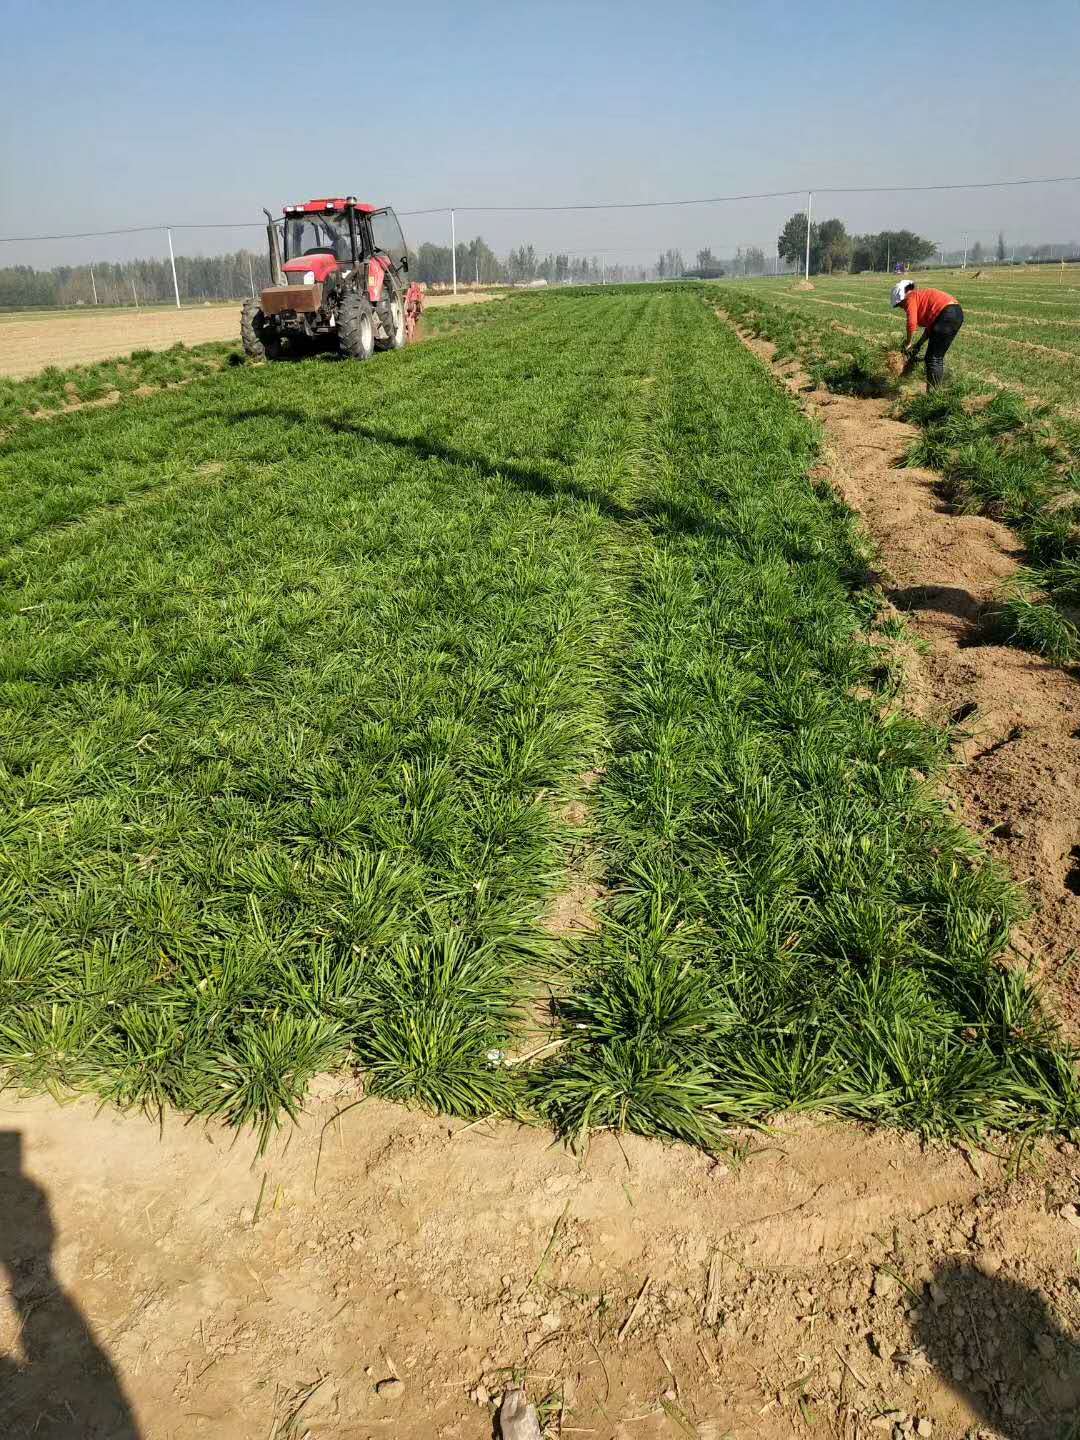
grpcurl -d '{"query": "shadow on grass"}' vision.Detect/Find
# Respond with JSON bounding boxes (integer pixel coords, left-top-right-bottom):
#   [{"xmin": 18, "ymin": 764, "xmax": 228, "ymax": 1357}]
[{"xmin": 221, "ymin": 406, "xmax": 763, "ymax": 553}]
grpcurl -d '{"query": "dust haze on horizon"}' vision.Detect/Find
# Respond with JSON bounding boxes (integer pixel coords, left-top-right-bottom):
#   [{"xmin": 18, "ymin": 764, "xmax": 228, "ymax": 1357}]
[{"xmin": 1, "ymin": 0, "xmax": 1078, "ymax": 272}]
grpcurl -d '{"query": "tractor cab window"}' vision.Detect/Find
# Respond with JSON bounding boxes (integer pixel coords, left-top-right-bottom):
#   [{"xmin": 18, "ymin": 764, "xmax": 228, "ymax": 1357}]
[
  {"xmin": 370, "ymin": 209, "xmax": 407, "ymax": 267},
  {"xmin": 285, "ymin": 215, "xmax": 351, "ymax": 262}
]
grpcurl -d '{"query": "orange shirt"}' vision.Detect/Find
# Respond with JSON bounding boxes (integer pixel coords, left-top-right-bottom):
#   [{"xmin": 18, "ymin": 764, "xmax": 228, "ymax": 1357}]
[{"xmin": 902, "ymin": 288, "xmax": 957, "ymax": 338}]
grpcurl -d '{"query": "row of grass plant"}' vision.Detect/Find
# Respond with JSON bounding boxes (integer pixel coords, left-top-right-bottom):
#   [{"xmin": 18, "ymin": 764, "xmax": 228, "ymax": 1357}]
[
  {"xmin": 1, "ymin": 284, "xmax": 1076, "ymax": 1149},
  {"xmin": 723, "ymin": 287, "xmax": 1080, "ymax": 664},
  {"xmin": 532, "ymin": 286, "xmax": 1078, "ymax": 1149},
  {"xmin": 0, "ymin": 340, "xmax": 240, "ymax": 429},
  {"xmin": 0, "ymin": 291, "xmax": 652, "ymax": 1144}
]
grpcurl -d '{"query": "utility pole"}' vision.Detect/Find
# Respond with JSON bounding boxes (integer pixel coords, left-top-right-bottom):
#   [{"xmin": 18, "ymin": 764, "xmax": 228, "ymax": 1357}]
[
  {"xmin": 167, "ymin": 228, "xmax": 181, "ymax": 308},
  {"xmin": 450, "ymin": 208, "xmax": 457, "ymax": 296},
  {"xmin": 886, "ymin": 240, "xmax": 890, "ymax": 273},
  {"xmin": 131, "ymin": 276, "xmax": 139, "ymax": 308},
  {"xmin": 89, "ymin": 264, "xmax": 98, "ymax": 305},
  {"xmin": 961, "ymin": 232, "xmax": 968, "ymax": 269},
  {"xmin": 475, "ymin": 256, "xmax": 479, "ymax": 285},
  {"xmin": 247, "ymin": 255, "xmax": 256, "ymax": 299},
  {"xmin": 804, "ymin": 190, "xmax": 812, "ymax": 280}
]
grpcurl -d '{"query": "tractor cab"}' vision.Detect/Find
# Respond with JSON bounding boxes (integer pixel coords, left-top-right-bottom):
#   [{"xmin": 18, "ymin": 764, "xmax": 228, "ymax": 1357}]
[{"xmin": 279, "ymin": 199, "xmax": 408, "ymax": 273}]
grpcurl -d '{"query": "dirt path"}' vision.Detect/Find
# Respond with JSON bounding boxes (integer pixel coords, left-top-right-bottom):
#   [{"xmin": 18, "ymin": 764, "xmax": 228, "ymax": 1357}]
[
  {"xmin": 3, "ymin": 1085, "xmax": 1080, "ymax": 1440},
  {"xmin": 0, "ymin": 293, "xmax": 501, "ymax": 378},
  {"xmin": 728, "ymin": 322, "xmax": 1080, "ymax": 1033}
]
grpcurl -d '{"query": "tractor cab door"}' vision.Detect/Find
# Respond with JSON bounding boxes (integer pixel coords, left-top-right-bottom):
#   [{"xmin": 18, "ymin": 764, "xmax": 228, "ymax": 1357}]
[{"xmin": 369, "ymin": 208, "xmax": 409, "ymax": 273}]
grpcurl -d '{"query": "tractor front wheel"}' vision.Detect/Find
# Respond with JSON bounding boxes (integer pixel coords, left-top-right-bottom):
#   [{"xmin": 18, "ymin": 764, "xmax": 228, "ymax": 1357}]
[
  {"xmin": 241, "ymin": 300, "xmax": 280, "ymax": 361},
  {"xmin": 338, "ymin": 293, "xmax": 375, "ymax": 361}
]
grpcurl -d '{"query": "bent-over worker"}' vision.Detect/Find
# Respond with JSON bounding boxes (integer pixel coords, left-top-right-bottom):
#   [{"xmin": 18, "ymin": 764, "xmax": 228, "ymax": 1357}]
[{"xmin": 891, "ymin": 280, "xmax": 964, "ymax": 390}]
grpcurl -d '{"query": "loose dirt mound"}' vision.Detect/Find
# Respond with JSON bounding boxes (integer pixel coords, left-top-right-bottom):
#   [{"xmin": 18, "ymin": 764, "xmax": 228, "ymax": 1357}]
[
  {"xmin": 732, "ymin": 322, "xmax": 1080, "ymax": 1032},
  {"xmin": 3, "ymin": 1087, "xmax": 1079, "ymax": 1440}
]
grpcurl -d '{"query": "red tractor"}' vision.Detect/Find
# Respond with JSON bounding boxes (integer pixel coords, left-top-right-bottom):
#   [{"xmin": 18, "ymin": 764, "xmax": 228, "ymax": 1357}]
[{"xmin": 241, "ymin": 197, "xmax": 424, "ymax": 361}]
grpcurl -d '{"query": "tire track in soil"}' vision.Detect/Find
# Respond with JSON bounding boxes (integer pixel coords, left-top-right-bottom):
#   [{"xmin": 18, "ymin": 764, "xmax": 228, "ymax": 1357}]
[{"xmin": 721, "ymin": 311, "xmax": 1080, "ymax": 1036}]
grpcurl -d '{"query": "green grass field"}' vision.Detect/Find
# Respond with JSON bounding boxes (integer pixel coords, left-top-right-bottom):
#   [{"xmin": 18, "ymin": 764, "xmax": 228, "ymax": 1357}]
[
  {"xmin": 733, "ymin": 266, "xmax": 1080, "ymax": 410},
  {"xmin": 1, "ymin": 286, "xmax": 1076, "ymax": 1148}
]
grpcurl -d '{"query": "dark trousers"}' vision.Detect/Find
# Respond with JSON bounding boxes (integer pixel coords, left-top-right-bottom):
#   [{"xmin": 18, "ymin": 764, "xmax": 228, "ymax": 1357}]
[{"xmin": 925, "ymin": 303, "xmax": 964, "ymax": 388}]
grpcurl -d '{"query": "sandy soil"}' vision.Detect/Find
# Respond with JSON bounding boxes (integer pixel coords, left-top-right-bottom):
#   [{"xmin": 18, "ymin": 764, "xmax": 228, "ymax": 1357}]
[
  {"xmin": 0, "ymin": 293, "xmax": 501, "ymax": 379},
  {"xmin": 730, "ymin": 322, "xmax": 1080, "ymax": 1035},
  {"xmin": 3, "ymin": 1084, "xmax": 1080, "ymax": 1440}
]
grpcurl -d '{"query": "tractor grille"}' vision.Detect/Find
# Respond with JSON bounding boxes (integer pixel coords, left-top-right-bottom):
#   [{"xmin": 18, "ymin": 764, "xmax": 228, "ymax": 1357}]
[{"xmin": 261, "ymin": 284, "xmax": 323, "ymax": 316}]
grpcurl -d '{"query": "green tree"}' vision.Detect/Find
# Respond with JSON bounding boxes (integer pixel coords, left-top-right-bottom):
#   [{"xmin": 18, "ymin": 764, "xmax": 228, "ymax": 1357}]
[
  {"xmin": 997, "ymin": 231, "xmax": 1007, "ymax": 263},
  {"xmin": 816, "ymin": 219, "xmax": 851, "ymax": 273},
  {"xmin": 971, "ymin": 240, "xmax": 985, "ymax": 265},
  {"xmin": 850, "ymin": 229, "xmax": 936, "ymax": 272},
  {"xmin": 778, "ymin": 212, "xmax": 820, "ymax": 273},
  {"xmin": 695, "ymin": 246, "xmax": 718, "ymax": 272}
]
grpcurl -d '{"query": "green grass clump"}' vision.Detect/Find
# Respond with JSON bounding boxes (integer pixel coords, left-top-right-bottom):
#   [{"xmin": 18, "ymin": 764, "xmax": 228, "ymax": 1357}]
[
  {"xmin": 533, "ymin": 290, "xmax": 1077, "ymax": 1149},
  {"xmin": 0, "ymin": 290, "xmax": 639, "ymax": 1144},
  {"xmin": 1, "ymin": 284, "xmax": 1075, "ymax": 1151},
  {"xmin": 0, "ymin": 340, "xmax": 238, "ymax": 428},
  {"xmin": 990, "ymin": 586, "xmax": 1080, "ymax": 664},
  {"xmin": 810, "ymin": 343, "xmax": 899, "ymax": 398}
]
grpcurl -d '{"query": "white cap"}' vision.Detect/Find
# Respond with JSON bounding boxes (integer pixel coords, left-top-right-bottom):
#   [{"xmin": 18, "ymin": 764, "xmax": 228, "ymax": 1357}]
[{"xmin": 891, "ymin": 280, "xmax": 915, "ymax": 307}]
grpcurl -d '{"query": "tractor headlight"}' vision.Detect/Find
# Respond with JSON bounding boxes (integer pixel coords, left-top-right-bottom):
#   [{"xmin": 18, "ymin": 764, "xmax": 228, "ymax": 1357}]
[{"xmin": 303, "ymin": 270, "xmax": 316, "ymax": 286}]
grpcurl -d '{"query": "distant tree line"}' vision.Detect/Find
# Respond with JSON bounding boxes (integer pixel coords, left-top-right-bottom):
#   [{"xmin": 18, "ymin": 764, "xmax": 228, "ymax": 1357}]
[
  {"xmin": 0, "ymin": 251, "xmax": 274, "ymax": 309},
  {"xmin": 10, "ymin": 218, "xmax": 1070, "ymax": 308},
  {"xmin": 684, "ymin": 245, "xmax": 769, "ymax": 279},
  {"xmin": 0, "ymin": 233, "xmax": 663, "ymax": 309},
  {"xmin": 408, "ymin": 237, "xmax": 649, "ymax": 286},
  {"xmin": 777, "ymin": 212, "xmax": 937, "ymax": 275}
]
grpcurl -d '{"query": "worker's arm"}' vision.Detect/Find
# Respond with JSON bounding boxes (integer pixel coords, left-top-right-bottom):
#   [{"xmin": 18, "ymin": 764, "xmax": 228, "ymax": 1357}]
[
  {"xmin": 900, "ymin": 294, "xmax": 920, "ymax": 352},
  {"xmin": 904, "ymin": 330, "xmax": 927, "ymax": 357}
]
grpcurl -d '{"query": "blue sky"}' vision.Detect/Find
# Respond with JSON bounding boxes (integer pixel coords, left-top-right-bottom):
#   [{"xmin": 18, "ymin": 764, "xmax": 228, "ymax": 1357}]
[{"xmin": 2, "ymin": 0, "xmax": 1078, "ymax": 268}]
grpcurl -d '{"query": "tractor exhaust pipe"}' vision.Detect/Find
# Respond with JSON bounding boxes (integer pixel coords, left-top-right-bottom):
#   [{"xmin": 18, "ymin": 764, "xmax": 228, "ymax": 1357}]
[{"xmin": 264, "ymin": 208, "xmax": 284, "ymax": 287}]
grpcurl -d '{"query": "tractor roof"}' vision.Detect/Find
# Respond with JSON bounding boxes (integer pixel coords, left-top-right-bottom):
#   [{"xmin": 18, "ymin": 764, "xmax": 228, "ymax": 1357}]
[{"xmin": 283, "ymin": 198, "xmax": 377, "ymax": 215}]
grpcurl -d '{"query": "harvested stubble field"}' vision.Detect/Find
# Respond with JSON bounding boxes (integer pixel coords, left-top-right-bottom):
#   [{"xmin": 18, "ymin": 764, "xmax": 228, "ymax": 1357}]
[
  {"xmin": 2, "ymin": 285, "xmax": 1080, "ymax": 1440},
  {"xmin": 0, "ymin": 289, "xmax": 502, "ymax": 380}
]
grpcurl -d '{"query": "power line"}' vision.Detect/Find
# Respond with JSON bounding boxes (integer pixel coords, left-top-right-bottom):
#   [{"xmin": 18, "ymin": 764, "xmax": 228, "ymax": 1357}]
[
  {"xmin": 2, "ymin": 173, "xmax": 1079, "ymax": 245},
  {"xmin": 412, "ymin": 173, "xmax": 1080, "ymax": 214}
]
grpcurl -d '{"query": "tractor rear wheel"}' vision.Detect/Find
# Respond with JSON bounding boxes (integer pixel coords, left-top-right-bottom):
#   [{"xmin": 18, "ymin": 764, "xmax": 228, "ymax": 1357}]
[
  {"xmin": 337, "ymin": 293, "xmax": 375, "ymax": 361},
  {"xmin": 374, "ymin": 290, "xmax": 406, "ymax": 351},
  {"xmin": 241, "ymin": 300, "xmax": 280, "ymax": 360}
]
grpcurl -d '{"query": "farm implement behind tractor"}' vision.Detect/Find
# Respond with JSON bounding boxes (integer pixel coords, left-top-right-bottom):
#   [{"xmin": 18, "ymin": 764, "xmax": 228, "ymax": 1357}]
[{"xmin": 241, "ymin": 197, "xmax": 424, "ymax": 362}]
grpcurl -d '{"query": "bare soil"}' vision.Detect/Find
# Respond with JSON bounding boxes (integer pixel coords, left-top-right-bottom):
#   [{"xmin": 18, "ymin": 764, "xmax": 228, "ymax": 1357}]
[
  {"xmin": 4, "ymin": 1085, "xmax": 1080, "ymax": 1440},
  {"xmin": 0, "ymin": 293, "xmax": 501, "ymax": 379},
  {"xmin": 732, "ymin": 324, "xmax": 1080, "ymax": 1034}
]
